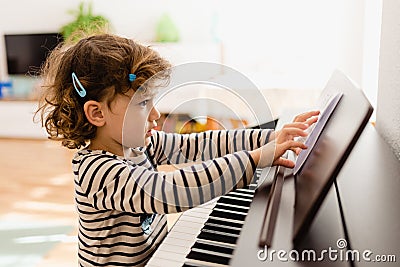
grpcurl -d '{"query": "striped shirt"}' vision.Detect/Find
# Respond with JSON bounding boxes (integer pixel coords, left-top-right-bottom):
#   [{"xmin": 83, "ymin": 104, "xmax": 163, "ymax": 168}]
[{"xmin": 72, "ymin": 129, "xmax": 272, "ymax": 266}]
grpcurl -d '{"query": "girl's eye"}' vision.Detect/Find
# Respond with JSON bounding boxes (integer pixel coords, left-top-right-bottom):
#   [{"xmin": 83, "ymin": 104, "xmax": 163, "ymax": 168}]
[{"xmin": 139, "ymin": 100, "xmax": 148, "ymax": 107}]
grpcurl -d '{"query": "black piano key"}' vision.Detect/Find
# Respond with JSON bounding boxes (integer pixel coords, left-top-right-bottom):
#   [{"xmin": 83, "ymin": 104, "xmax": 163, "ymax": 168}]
[
  {"xmin": 202, "ymin": 223, "xmax": 241, "ymax": 236},
  {"xmin": 204, "ymin": 223, "xmax": 241, "ymax": 232},
  {"xmin": 183, "ymin": 260, "xmax": 227, "ymax": 267},
  {"xmin": 183, "ymin": 262, "xmax": 214, "ymax": 267},
  {"xmin": 205, "ymin": 218, "xmax": 243, "ymax": 229},
  {"xmin": 217, "ymin": 196, "xmax": 252, "ymax": 207},
  {"xmin": 226, "ymin": 191, "xmax": 254, "ymax": 199},
  {"xmin": 215, "ymin": 202, "xmax": 249, "ymax": 213},
  {"xmin": 192, "ymin": 240, "xmax": 234, "ymax": 256},
  {"xmin": 180, "ymin": 170, "xmax": 262, "ymax": 267},
  {"xmin": 210, "ymin": 208, "xmax": 247, "ymax": 222},
  {"xmin": 182, "ymin": 263, "xmax": 206, "ymax": 267},
  {"xmin": 186, "ymin": 249, "xmax": 231, "ymax": 265},
  {"xmin": 197, "ymin": 228, "xmax": 238, "ymax": 244}
]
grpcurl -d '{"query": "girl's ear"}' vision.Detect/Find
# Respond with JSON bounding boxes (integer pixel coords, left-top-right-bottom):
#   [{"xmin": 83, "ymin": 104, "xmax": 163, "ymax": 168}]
[{"xmin": 84, "ymin": 100, "xmax": 106, "ymax": 127}]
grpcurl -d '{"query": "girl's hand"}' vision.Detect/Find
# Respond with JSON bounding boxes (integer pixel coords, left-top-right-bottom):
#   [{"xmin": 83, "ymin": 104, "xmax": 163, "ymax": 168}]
[
  {"xmin": 269, "ymin": 110, "xmax": 320, "ymax": 154},
  {"xmin": 249, "ymin": 127, "xmax": 308, "ymax": 168},
  {"xmin": 293, "ymin": 110, "xmax": 320, "ymax": 125}
]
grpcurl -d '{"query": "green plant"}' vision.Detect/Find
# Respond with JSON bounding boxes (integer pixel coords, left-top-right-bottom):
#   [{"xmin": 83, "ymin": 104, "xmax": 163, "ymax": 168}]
[
  {"xmin": 60, "ymin": 2, "xmax": 110, "ymax": 43},
  {"xmin": 155, "ymin": 13, "xmax": 180, "ymax": 42}
]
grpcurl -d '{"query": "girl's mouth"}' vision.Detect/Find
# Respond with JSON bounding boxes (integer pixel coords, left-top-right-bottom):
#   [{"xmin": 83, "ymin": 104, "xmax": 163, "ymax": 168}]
[{"xmin": 146, "ymin": 129, "xmax": 154, "ymax": 137}]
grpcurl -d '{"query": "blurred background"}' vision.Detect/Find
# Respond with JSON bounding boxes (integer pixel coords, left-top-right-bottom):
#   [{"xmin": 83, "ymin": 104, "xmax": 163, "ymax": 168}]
[{"xmin": 0, "ymin": 0, "xmax": 399, "ymax": 266}]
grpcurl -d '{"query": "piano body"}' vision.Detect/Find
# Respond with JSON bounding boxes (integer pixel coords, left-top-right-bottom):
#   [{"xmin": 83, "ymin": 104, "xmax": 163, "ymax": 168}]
[{"xmin": 147, "ymin": 71, "xmax": 400, "ymax": 267}]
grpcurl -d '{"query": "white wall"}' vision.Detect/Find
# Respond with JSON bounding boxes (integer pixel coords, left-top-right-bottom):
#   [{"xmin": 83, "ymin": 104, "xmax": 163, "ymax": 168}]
[
  {"xmin": 0, "ymin": 0, "xmax": 217, "ymax": 80},
  {"xmin": 376, "ymin": 0, "xmax": 400, "ymax": 159},
  {"xmin": 0, "ymin": 0, "xmax": 366, "ymax": 87}
]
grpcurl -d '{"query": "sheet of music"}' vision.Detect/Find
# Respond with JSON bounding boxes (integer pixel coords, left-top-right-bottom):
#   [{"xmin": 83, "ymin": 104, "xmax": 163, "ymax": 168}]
[{"xmin": 293, "ymin": 92, "xmax": 344, "ymax": 175}]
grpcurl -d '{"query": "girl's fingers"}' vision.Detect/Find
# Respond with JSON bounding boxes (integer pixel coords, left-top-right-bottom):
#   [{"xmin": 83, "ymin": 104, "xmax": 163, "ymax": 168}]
[
  {"xmin": 290, "ymin": 147, "xmax": 302, "ymax": 155},
  {"xmin": 282, "ymin": 122, "xmax": 309, "ymax": 130},
  {"xmin": 274, "ymin": 142, "xmax": 307, "ymax": 167},
  {"xmin": 279, "ymin": 127, "xmax": 308, "ymax": 138},
  {"xmin": 294, "ymin": 110, "xmax": 320, "ymax": 122},
  {"xmin": 284, "ymin": 140, "xmax": 308, "ymax": 150},
  {"xmin": 275, "ymin": 141, "xmax": 307, "ymax": 159},
  {"xmin": 304, "ymin": 116, "xmax": 319, "ymax": 126},
  {"xmin": 273, "ymin": 157, "xmax": 295, "ymax": 168}
]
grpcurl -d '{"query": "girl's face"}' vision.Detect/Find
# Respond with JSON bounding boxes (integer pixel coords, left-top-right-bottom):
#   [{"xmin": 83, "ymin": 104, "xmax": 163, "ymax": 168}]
[
  {"xmin": 120, "ymin": 90, "xmax": 161, "ymax": 149},
  {"xmin": 86, "ymin": 89, "xmax": 160, "ymax": 155}
]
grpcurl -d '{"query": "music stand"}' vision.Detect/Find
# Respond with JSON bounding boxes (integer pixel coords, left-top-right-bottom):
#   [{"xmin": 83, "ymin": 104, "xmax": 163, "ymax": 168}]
[{"xmin": 292, "ymin": 70, "xmax": 373, "ymax": 245}]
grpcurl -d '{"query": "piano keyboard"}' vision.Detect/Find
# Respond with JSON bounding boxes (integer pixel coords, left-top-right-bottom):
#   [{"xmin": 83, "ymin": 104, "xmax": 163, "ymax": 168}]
[{"xmin": 146, "ymin": 168, "xmax": 266, "ymax": 267}]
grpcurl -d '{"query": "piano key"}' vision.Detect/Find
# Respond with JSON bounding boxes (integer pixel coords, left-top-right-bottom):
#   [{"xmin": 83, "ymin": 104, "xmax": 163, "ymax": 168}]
[
  {"xmin": 147, "ymin": 168, "xmax": 264, "ymax": 267},
  {"xmin": 214, "ymin": 202, "xmax": 249, "ymax": 212},
  {"xmin": 217, "ymin": 195, "xmax": 252, "ymax": 207},
  {"xmin": 191, "ymin": 237, "xmax": 236, "ymax": 249},
  {"xmin": 170, "ymin": 225, "xmax": 203, "ymax": 236},
  {"xmin": 205, "ymin": 217, "xmax": 244, "ymax": 229},
  {"xmin": 183, "ymin": 259, "xmax": 228, "ymax": 267},
  {"xmin": 204, "ymin": 221, "xmax": 242, "ymax": 232},
  {"xmin": 146, "ymin": 255, "xmax": 184, "ymax": 267},
  {"xmin": 177, "ymin": 215, "xmax": 209, "ymax": 224},
  {"xmin": 226, "ymin": 191, "xmax": 254, "ymax": 199},
  {"xmin": 197, "ymin": 228, "xmax": 239, "ymax": 244},
  {"xmin": 162, "ymin": 237, "xmax": 199, "ymax": 249},
  {"xmin": 167, "ymin": 232, "xmax": 202, "ymax": 245},
  {"xmin": 186, "ymin": 250, "xmax": 231, "ymax": 265},
  {"xmin": 202, "ymin": 223, "xmax": 241, "ymax": 235},
  {"xmin": 192, "ymin": 239, "xmax": 234, "ymax": 255},
  {"xmin": 146, "ymin": 201, "xmax": 217, "ymax": 267},
  {"xmin": 209, "ymin": 208, "xmax": 247, "ymax": 221},
  {"xmin": 160, "ymin": 244, "xmax": 190, "ymax": 258},
  {"xmin": 191, "ymin": 246, "xmax": 233, "ymax": 259},
  {"xmin": 174, "ymin": 218, "xmax": 204, "ymax": 228},
  {"xmin": 235, "ymin": 188, "xmax": 255, "ymax": 194}
]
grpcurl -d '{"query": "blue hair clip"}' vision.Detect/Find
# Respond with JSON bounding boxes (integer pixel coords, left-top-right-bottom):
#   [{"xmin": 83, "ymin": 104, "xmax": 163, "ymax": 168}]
[
  {"xmin": 72, "ymin": 72, "xmax": 87, "ymax": 98},
  {"xmin": 128, "ymin": 73, "xmax": 137, "ymax": 82}
]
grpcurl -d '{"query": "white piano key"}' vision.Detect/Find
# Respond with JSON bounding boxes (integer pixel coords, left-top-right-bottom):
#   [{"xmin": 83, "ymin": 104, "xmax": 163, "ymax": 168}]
[
  {"xmin": 162, "ymin": 236, "xmax": 198, "ymax": 249},
  {"xmin": 170, "ymin": 225, "xmax": 202, "ymax": 236},
  {"xmin": 184, "ymin": 258, "xmax": 229, "ymax": 267},
  {"xmin": 157, "ymin": 243, "xmax": 189, "ymax": 255},
  {"xmin": 147, "ymin": 255, "xmax": 184, "ymax": 267},
  {"xmin": 178, "ymin": 214, "xmax": 210, "ymax": 224},
  {"xmin": 185, "ymin": 207, "xmax": 213, "ymax": 216},
  {"xmin": 146, "ymin": 169, "xmax": 264, "ymax": 267},
  {"xmin": 167, "ymin": 230, "xmax": 198, "ymax": 241},
  {"xmin": 146, "ymin": 202, "xmax": 218, "ymax": 267},
  {"xmin": 174, "ymin": 218, "xmax": 204, "ymax": 228}
]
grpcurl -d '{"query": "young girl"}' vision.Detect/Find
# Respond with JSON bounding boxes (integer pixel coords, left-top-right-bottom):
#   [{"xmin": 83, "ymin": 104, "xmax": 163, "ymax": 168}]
[{"xmin": 37, "ymin": 34, "xmax": 317, "ymax": 266}]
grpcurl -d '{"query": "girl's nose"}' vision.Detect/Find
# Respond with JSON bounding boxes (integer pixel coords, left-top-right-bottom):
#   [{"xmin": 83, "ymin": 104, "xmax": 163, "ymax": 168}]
[{"xmin": 148, "ymin": 106, "xmax": 161, "ymax": 122}]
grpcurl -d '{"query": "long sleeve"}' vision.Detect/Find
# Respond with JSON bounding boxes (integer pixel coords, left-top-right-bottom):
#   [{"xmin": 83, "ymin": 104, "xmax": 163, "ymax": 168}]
[
  {"xmin": 73, "ymin": 149, "xmax": 256, "ymax": 215},
  {"xmin": 148, "ymin": 129, "xmax": 272, "ymax": 165}
]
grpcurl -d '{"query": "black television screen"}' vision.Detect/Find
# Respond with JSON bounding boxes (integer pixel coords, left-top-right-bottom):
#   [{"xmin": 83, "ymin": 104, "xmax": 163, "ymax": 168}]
[{"xmin": 4, "ymin": 33, "xmax": 63, "ymax": 75}]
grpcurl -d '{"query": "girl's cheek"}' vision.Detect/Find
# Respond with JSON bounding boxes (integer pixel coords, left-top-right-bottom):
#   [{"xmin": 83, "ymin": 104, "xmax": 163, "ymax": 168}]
[{"xmin": 122, "ymin": 106, "xmax": 147, "ymax": 148}]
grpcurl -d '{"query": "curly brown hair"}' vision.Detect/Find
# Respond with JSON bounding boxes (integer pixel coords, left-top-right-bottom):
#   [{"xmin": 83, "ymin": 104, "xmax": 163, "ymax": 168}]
[{"xmin": 36, "ymin": 34, "xmax": 171, "ymax": 149}]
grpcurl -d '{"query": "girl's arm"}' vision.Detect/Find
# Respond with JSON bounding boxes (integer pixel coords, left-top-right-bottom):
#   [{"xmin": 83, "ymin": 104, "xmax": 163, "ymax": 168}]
[
  {"xmin": 74, "ymin": 150, "xmax": 256, "ymax": 214},
  {"xmin": 75, "ymin": 125, "xmax": 307, "ymax": 214},
  {"xmin": 148, "ymin": 129, "xmax": 273, "ymax": 165}
]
